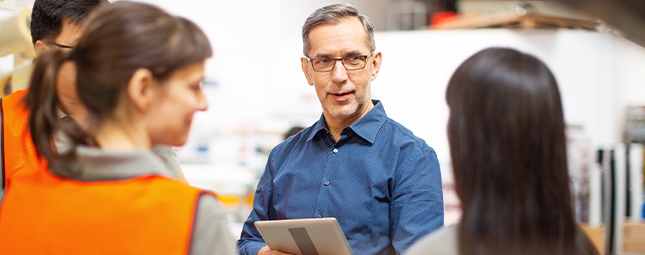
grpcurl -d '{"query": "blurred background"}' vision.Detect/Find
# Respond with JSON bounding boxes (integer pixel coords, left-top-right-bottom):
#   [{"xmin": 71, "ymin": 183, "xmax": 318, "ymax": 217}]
[{"xmin": 2, "ymin": 0, "xmax": 645, "ymax": 254}]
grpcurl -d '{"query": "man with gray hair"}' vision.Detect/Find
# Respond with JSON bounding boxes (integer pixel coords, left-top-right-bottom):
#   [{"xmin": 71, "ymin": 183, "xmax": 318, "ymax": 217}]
[{"xmin": 238, "ymin": 4, "xmax": 443, "ymax": 255}]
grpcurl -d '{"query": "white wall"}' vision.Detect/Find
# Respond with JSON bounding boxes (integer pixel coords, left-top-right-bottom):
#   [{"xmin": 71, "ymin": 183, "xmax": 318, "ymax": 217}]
[
  {"xmin": 0, "ymin": 9, "xmax": 19, "ymax": 74},
  {"xmin": 614, "ymin": 38, "xmax": 645, "ymax": 142}
]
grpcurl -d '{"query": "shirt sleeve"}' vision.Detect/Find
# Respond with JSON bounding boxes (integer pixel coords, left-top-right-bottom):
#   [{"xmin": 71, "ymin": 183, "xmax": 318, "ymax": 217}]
[
  {"xmin": 390, "ymin": 146, "xmax": 444, "ymax": 254},
  {"xmin": 151, "ymin": 145, "xmax": 181, "ymax": 179},
  {"xmin": 237, "ymin": 152, "xmax": 275, "ymax": 255},
  {"xmin": 190, "ymin": 193, "xmax": 237, "ymax": 255}
]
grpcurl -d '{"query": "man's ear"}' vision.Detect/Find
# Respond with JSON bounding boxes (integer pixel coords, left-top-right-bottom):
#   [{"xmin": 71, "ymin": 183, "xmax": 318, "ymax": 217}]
[
  {"xmin": 127, "ymin": 68, "xmax": 156, "ymax": 112},
  {"xmin": 301, "ymin": 58, "xmax": 314, "ymax": 86},
  {"xmin": 34, "ymin": 40, "xmax": 49, "ymax": 57},
  {"xmin": 370, "ymin": 51, "xmax": 382, "ymax": 81}
]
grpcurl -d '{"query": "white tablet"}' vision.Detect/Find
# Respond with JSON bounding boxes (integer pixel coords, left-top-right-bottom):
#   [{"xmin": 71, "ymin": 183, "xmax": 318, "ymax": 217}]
[{"xmin": 254, "ymin": 217, "xmax": 354, "ymax": 255}]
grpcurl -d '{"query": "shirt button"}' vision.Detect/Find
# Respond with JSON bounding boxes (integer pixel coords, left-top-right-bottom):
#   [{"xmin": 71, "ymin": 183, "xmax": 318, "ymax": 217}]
[
  {"xmin": 324, "ymin": 181, "xmax": 330, "ymax": 186},
  {"xmin": 316, "ymin": 214, "xmax": 322, "ymax": 218},
  {"xmin": 332, "ymin": 148, "xmax": 338, "ymax": 154}
]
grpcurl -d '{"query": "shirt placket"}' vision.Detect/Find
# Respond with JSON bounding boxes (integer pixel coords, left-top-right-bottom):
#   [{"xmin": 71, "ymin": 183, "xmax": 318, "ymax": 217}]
[{"xmin": 312, "ymin": 129, "xmax": 351, "ymax": 219}]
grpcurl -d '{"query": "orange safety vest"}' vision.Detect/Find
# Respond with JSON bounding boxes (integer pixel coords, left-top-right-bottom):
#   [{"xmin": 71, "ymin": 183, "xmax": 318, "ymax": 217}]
[
  {"xmin": 1, "ymin": 89, "xmax": 48, "ymax": 190},
  {"xmin": 0, "ymin": 169, "xmax": 206, "ymax": 254}
]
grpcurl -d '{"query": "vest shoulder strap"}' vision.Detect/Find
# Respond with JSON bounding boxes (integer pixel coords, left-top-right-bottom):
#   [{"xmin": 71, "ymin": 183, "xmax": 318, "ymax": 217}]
[{"xmin": 1, "ymin": 97, "xmax": 5, "ymax": 191}]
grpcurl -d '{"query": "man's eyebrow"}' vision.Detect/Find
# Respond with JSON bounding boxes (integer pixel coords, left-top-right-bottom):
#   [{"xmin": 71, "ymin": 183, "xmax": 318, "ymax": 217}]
[
  {"xmin": 313, "ymin": 51, "xmax": 365, "ymax": 58},
  {"xmin": 312, "ymin": 53, "xmax": 333, "ymax": 58},
  {"xmin": 344, "ymin": 51, "xmax": 364, "ymax": 56}
]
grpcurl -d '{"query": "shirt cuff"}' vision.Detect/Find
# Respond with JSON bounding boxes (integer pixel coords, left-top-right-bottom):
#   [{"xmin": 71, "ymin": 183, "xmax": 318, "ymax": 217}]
[{"xmin": 239, "ymin": 240, "xmax": 266, "ymax": 255}]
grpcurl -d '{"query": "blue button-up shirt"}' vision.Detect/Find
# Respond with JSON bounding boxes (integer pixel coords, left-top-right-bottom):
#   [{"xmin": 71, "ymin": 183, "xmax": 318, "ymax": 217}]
[{"xmin": 238, "ymin": 100, "xmax": 443, "ymax": 255}]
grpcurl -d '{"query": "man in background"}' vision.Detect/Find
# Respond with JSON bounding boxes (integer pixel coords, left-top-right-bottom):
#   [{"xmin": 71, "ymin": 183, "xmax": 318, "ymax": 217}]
[{"xmin": 238, "ymin": 4, "xmax": 444, "ymax": 255}]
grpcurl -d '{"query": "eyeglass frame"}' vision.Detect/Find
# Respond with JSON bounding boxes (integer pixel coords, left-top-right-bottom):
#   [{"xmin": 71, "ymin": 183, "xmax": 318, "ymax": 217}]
[
  {"xmin": 45, "ymin": 41, "xmax": 74, "ymax": 50},
  {"xmin": 305, "ymin": 52, "xmax": 374, "ymax": 72}
]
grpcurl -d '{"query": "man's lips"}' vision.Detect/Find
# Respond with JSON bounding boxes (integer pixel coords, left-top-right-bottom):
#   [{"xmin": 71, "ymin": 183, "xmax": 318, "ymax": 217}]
[{"xmin": 329, "ymin": 91, "xmax": 353, "ymax": 101}]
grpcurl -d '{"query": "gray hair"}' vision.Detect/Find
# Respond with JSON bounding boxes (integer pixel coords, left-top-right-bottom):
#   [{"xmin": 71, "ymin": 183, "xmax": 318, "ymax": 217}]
[{"xmin": 302, "ymin": 3, "xmax": 376, "ymax": 56}]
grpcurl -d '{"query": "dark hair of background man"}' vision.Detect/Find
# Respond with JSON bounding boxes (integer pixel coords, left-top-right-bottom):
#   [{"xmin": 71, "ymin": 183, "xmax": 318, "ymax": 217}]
[{"xmin": 30, "ymin": 0, "xmax": 107, "ymax": 44}]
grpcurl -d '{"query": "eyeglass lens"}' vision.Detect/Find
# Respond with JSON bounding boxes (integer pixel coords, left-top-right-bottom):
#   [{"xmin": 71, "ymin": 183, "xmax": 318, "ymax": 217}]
[{"xmin": 312, "ymin": 55, "xmax": 368, "ymax": 72}]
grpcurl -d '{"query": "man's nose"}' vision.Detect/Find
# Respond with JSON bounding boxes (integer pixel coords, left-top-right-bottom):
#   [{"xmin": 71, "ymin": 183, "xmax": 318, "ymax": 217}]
[{"xmin": 331, "ymin": 60, "xmax": 348, "ymax": 84}]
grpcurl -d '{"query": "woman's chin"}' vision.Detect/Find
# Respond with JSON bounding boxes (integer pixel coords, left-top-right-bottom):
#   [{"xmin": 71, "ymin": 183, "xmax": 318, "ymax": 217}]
[{"xmin": 155, "ymin": 137, "xmax": 187, "ymax": 148}]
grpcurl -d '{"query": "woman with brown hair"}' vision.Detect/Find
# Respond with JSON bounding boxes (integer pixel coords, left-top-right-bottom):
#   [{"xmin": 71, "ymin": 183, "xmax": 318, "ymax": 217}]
[
  {"xmin": 406, "ymin": 48, "xmax": 598, "ymax": 255},
  {"xmin": 0, "ymin": 2, "xmax": 235, "ymax": 254}
]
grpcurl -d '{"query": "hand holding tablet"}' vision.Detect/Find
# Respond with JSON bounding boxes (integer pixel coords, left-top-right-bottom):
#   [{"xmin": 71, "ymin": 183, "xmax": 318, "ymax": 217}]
[{"xmin": 254, "ymin": 218, "xmax": 354, "ymax": 255}]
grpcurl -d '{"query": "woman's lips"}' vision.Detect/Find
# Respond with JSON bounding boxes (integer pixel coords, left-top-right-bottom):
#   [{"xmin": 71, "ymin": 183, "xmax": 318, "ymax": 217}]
[{"xmin": 330, "ymin": 92, "xmax": 351, "ymax": 101}]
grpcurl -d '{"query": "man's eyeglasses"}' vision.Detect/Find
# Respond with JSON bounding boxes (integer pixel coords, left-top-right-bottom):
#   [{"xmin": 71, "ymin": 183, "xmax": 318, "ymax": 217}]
[
  {"xmin": 46, "ymin": 42, "xmax": 74, "ymax": 50},
  {"xmin": 306, "ymin": 52, "xmax": 373, "ymax": 72}
]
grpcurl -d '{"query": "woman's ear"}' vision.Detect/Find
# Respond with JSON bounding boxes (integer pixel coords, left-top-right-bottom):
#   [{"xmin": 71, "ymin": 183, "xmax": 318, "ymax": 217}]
[{"xmin": 127, "ymin": 68, "xmax": 156, "ymax": 111}]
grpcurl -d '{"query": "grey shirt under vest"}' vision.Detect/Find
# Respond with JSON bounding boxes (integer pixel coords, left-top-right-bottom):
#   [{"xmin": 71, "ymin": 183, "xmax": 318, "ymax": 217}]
[
  {"xmin": 0, "ymin": 146, "xmax": 236, "ymax": 255},
  {"xmin": 405, "ymin": 224, "xmax": 458, "ymax": 255}
]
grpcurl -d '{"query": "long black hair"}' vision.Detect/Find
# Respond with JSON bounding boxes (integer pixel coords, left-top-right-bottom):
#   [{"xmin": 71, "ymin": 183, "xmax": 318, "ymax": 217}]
[{"xmin": 446, "ymin": 48, "xmax": 598, "ymax": 255}]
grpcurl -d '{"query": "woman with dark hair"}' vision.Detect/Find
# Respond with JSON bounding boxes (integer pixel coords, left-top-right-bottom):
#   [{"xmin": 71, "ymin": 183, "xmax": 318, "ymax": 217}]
[
  {"xmin": 406, "ymin": 48, "xmax": 598, "ymax": 255},
  {"xmin": 0, "ymin": 2, "xmax": 235, "ymax": 254}
]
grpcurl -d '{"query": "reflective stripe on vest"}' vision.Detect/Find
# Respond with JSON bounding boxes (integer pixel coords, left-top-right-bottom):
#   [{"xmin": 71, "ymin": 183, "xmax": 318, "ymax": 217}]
[
  {"xmin": 1, "ymin": 89, "xmax": 48, "ymax": 190},
  {"xmin": 0, "ymin": 170, "xmax": 204, "ymax": 254}
]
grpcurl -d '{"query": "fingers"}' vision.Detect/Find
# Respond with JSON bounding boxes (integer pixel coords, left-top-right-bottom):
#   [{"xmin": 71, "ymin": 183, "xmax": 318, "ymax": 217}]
[{"xmin": 258, "ymin": 245, "xmax": 294, "ymax": 255}]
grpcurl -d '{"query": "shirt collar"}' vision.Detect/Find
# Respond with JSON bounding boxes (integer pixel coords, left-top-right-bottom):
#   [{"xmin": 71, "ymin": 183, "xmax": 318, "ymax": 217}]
[
  {"xmin": 307, "ymin": 114, "xmax": 330, "ymax": 142},
  {"xmin": 51, "ymin": 146, "xmax": 172, "ymax": 181},
  {"xmin": 306, "ymin": 100, "xmax": 387, "ymax": 144}
]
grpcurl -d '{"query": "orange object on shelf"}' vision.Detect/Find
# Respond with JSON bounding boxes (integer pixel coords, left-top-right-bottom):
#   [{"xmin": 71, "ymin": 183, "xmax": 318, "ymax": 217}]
[
  {"xmin": 431, "ymin": 12, "xmax": 458, "ymax": 25},
  {"xmin": 217, "ymin": 193, "xmax": 243, "ymax": 206}
]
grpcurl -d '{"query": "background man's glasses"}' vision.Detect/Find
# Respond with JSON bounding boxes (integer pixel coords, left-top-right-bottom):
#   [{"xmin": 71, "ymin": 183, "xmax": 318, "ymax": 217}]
[
  {"xmin": 46, "ymin": 42, "xmax": 74, "ymax": 50},
  {"xmin": 306, "ymin": 52, "xmax": 373, "ymax": 72}
]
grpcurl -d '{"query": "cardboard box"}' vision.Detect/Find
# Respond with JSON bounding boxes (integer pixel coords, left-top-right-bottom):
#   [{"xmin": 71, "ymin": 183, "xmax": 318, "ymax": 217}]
[
  {"xmin": 580, "ymin": 224, "xmax": 605, "ymax": 254},
  {"xmin": 625, "ymin": 243, "xmax": 645, "ymax": 254},
  {"xmin": 623, "ymin": 221, "xmax": 645, "ymax": 254}
]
